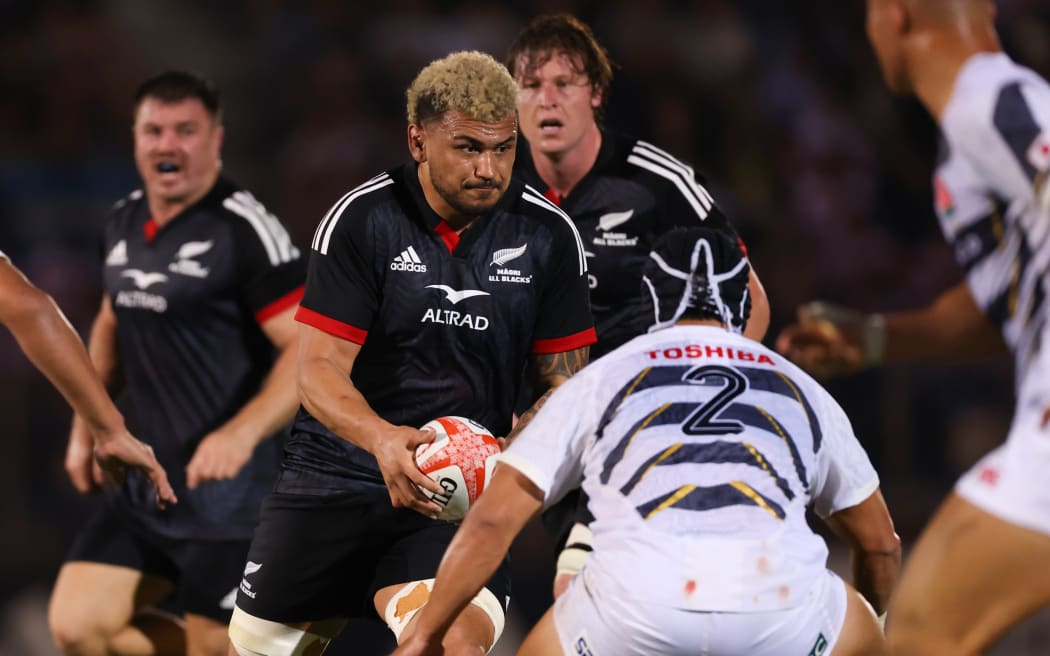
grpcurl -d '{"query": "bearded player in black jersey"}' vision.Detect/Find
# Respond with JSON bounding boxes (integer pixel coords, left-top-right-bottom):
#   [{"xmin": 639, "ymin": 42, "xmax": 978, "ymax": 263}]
[
  {"xmin": 227, "ymin": 51, "xmax": 595, "ymax": 656},
  {"xmin": 505, "ymin": 13, "xmax": 772, "ymax": 597},
  {"xmin": 48, "ymin": 71, "xmax": 305, "ymax": 656}
]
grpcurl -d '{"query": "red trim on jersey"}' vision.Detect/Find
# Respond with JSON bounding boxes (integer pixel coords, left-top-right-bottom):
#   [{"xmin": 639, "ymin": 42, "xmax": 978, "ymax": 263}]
[
  {"xmin": 144, "ymin": 218, "xmax": 158, "ymax": 243},
  {"xmin": 532, "ymin": 327, "xmax": 597, "ymax": 355},
  {"xmin": 736, "ymin": 237, "xmax": 748, "ymax": 258},
  {"xmin": 255, "ymin": 285, "xmax": 305, "ymax": 324},
  {"xmin": 435, "ymin": 221, "xmax": 459, "ymax": 253},
  {"xmin": 543, "ymin": 188, "xmax": 562, "ymax": 206},
  {"xmin": 295, "ymin": 306, "xmax": 368, "ymax": 344}
]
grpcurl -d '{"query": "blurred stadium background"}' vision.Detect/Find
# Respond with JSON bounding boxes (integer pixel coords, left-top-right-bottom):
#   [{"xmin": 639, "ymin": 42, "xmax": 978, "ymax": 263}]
[{"xmin": 2, "ymin": 0, "xmax": 1050, "ymax": 653}]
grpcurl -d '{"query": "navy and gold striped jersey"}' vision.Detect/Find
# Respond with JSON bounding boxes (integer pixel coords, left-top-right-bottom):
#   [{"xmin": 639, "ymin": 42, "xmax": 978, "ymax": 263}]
[
  {"xmin": 102, "ymin": 178, "xmax": 305, "ymax": 540},
  {"xmin": 515, "ymin": 131, "xmax": 743, "ymax": 359},
  {"xmin": 285, "ymin": 163, "xmax": 596, "ymax": 490},
  {"xmin": 501, "ymin": 325, "xmax": 877, "ymax": 611},
  {"xmin": 936, "ymin": 53, "xmax": 1050, "ymax": 381}
]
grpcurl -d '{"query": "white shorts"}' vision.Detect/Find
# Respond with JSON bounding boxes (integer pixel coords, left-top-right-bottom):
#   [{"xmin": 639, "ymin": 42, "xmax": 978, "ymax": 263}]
[
  {"xmin": 956, "ymin": 357, "xmax": 1050, "ymax": 536},
  {"xmin": 552, "ymin": 566, "xmax": 848, "ymax": 656}
]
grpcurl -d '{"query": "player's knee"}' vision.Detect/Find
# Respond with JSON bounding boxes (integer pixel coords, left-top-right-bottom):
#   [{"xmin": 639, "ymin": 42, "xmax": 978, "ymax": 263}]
[
  {"xmin": 227, "ymin": 606, "xmax": 328, "ymax": 656},
  {"xmin": 185, "ymin": 622, "xmax": 231, "ymax": 656},
  {"xmin": 50, "ymin": 623, "xmax": 95, "ymax": 656},
  {"xmin": 48, "ymin": 608, "xmax": 109, "ymax": 655},
  {"xmin": 383, "ymin": 580, "xmax": 505, "ymax": 653}
]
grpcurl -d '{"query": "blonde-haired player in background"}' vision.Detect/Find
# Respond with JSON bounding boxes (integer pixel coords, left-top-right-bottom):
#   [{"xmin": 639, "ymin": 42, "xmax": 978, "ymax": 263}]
[{"xmin": 778, "ymin": 0, "xmax": 1050, "ymax": 653}]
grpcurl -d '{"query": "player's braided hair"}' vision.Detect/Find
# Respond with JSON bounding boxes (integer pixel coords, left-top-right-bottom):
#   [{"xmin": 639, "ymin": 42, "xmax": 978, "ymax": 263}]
[{"xmin": 406, "ymin": 51, "xmax": 519, "ymax": 125}]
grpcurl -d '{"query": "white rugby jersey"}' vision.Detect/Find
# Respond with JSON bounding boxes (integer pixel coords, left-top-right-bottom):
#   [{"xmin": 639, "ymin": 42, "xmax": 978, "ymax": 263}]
[
  {"xmin": 500, "ymin": 325, "xmax": 878, "ymax": 612},
  {"xmin": 936, "ymin": 53, "xmax": 1050, "ymax": 382}
]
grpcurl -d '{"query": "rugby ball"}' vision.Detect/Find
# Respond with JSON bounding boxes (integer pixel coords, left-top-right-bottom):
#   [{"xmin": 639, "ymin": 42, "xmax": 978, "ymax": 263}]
[{"xmin": 415, "ymin": 416, "xmax": 501, "ymax": 521}]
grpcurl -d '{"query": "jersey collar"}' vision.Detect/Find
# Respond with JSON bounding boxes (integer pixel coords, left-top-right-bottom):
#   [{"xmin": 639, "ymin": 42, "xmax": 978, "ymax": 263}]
[
  {"xmin": 399, "ymin": 162, "xmax": 518, "ymax": 254},
  {"xmin": 141, "ymin": 177, "xmax": 236, "ymax": 243},
  {"xmin": 515, "ymin": 129, "xmax": 623, "ymax": 207}
]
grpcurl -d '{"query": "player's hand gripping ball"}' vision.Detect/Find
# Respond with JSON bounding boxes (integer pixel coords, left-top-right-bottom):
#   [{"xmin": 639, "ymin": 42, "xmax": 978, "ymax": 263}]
[{"xmin": 415, "ymin": 416, "xmax": 501, "ymax": 521}]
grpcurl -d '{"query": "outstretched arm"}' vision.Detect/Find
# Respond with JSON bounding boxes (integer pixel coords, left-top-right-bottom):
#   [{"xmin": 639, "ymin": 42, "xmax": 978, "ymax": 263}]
[
  {"xmin": 65, "ymin": 295, "xmax": 121, "ymax": 494},
  {"xmin": 0, "ymin": 260, "xmax": 175, "ymax": 505},
  {"xmin": 777, "ymin": 282, "xmax": 1005, "ymax": 378},
  {"xmin": 879, "ymin": 282, "xmax": 1004, "ymax": 362},
  {"xmin": 392, "ymin": 464, "xmax": 544, "ymax": 655}
]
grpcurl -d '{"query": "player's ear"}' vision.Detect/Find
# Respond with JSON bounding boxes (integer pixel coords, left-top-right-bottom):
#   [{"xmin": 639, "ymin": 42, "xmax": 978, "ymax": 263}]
[
  {"xmin": 213, "ymin": 124, "xmax": 225, "ymax": 157},
  {"xmin": 888, "ymin": 0, "xmax": 910, "ymax": 35},
  {"xmin": 984, "ymin": 0, "xmax": 996, "ymax": 23},
  {"xmin": 408, "ymin": 123, "xmax": 427, "ymax": 163}
]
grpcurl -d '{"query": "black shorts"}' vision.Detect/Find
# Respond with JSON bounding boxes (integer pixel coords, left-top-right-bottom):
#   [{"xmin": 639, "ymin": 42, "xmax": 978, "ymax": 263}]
[
  {"xmin": 66, "ymin": 503, "xmax": 252, "ymax": 623},
  {"xmin": 236, "ymin": 490, "xmax": 512, "ymax": 624}
]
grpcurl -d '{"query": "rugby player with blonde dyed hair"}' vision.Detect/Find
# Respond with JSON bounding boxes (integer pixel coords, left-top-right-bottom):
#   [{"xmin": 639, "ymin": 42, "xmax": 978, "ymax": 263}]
[
  {"xmin": 228, "ymin": 51, "xmax": 595, "ymax": 655},
  {"xmin": 778, "ymin": 0, "xmax": 1050, "ymax": 653}
]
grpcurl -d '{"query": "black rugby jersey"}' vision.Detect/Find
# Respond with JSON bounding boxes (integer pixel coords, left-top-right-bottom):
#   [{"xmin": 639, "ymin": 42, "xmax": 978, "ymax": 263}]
[
  {"xmin": 101, "ymin": 177, "xmax": 305, "ymax": 540},
  {"xmin": 515, "ymin": 131, "xmax": 743, "ymax": 359},
  {"xmin": 286, "ymin": 163, "xmax": 596, "ymax": 488}
]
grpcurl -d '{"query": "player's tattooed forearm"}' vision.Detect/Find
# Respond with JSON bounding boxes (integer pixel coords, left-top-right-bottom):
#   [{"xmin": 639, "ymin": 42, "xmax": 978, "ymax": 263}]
[
  {"xmin": 509, "ymin": 347, "xmax": 589, "ymax": 444},
  {"xmin": 507, "ymin": 388, "xmax": 554, "ymax": 443},
  {"xmin": 535, "ymin": 346, "xmax": 590, "ymax": 382}
]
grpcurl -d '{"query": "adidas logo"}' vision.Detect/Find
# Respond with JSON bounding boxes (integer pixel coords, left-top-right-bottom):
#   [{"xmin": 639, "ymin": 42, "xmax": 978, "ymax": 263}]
[
  {"xmin": 390, "ymin": 246, "xmax": 427, "ymax": 273},
  {"xmin": 106, "ymin": 240, "xmax": 128, "ymax": 266}
]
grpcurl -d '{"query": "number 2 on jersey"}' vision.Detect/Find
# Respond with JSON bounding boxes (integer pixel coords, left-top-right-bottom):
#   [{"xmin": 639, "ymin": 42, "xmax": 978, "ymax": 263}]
[{"xmin": 681, "ymin": 365, "xmax": 746, "ymax": 435}]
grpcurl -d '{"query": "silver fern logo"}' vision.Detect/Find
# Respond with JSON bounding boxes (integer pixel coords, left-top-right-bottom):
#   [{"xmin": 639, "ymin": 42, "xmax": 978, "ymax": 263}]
[
  {"xmin": 169, "ymin": 240, "xmax": 213, "ymax": 278},
  {"xmin": 490, "ymin": 243, "xmax": 527, "ymax": 267},
  {"xmin": 598, "ymin": 209, "xmax": 634, "ymax": 231}
]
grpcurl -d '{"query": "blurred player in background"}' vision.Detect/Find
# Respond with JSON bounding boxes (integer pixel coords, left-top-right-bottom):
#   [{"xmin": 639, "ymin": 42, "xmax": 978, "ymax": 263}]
[
  {"xmin": 505, "ymin": 12, "xmax": 771, "ymax": 597},
  {"xmin": 0, "ymin": 251, "xmax": 175, "ymax": 503},
  {"xmin": 777, "ymin": 0, "xmax": 1050, "ymax": 652},
  {"xmin": 392, "ymin": 226, "xmax": 899, "ymax": 656},
  {"xmin": 227, "ymin": 51, "xmax": 594, "ymax": 655},
  {"xmin": 48, "ymin": 71, "xmax": 305, "ymax": 656}
]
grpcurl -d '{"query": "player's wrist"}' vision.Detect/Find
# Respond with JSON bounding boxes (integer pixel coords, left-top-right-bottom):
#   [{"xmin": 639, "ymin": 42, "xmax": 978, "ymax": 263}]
[
  {"xmin": 861, "ymin": 313, "xmax": 886, "ymax": 366},
  {"xmin": 799, "ymin": 301, "xmax": 885, "ymax": 367},
  {"xmin": 85, "ymin": 415, "xmax": 124, "ymax": 440}
]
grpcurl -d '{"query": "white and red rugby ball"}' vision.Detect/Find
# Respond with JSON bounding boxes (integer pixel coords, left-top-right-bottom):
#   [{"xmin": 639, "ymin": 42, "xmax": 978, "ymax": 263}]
[{"xmin": 415, "ymin": 416, "xmax": 501, "ymax": 521}]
